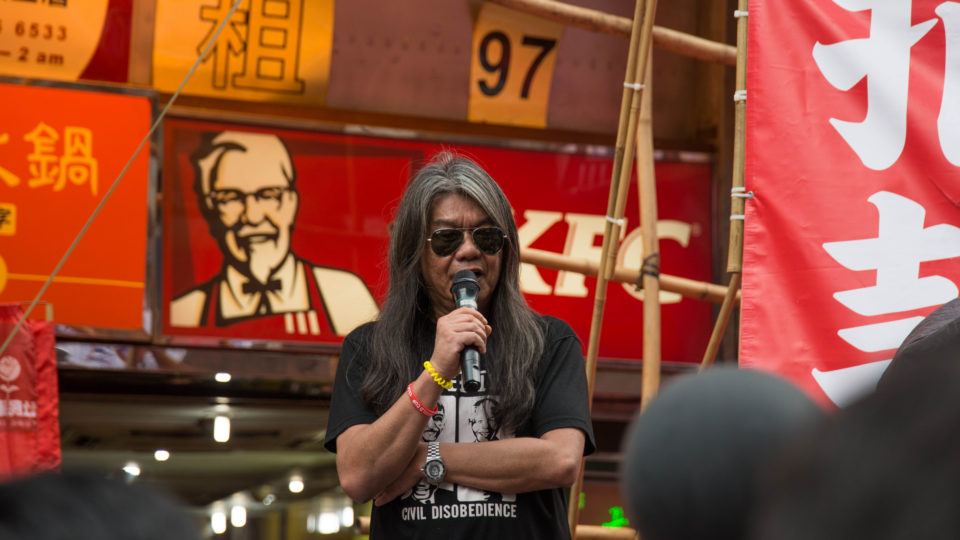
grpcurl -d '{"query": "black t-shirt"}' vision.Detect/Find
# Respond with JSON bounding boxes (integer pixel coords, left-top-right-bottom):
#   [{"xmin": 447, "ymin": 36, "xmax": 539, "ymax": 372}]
[{"xmin": 324, "ymin": 315, "xmax": 596, "ymax": 539}]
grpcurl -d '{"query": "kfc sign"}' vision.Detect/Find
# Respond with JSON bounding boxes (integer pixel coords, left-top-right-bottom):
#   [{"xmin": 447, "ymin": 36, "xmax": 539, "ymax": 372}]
[
  {"xmin": 163, "ymin": 118, "xmax": 714, "ymax": 362},
  {"xmin": 518, "ymin": 210, "xmax": 695, "ymax": 305},
  {"xmin": 742, "ymin": 0, "xmax": 960, "ymax": 405}
]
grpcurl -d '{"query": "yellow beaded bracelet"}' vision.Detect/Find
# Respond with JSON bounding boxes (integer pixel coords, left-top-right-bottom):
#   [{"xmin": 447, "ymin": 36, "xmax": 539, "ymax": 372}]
[{"xmin": 423, "ymin": 361, "xmax": 454, "ymax": 390}]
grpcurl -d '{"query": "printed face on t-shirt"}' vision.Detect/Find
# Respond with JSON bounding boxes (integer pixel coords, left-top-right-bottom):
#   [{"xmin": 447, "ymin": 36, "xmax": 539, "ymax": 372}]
[
  {"xmin": 467, "ymin": 397, "xmax": 500, "ymax": 441},
  {"xmin": 422, "ymin": 401, "xmax": 446, "ymax": 442}
]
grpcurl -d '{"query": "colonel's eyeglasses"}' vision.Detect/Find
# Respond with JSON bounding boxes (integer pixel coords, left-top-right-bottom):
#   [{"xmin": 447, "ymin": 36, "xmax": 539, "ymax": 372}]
[
  {"xmin": 427, "ymin": 227, "xmax": 506, "ymax": 257},
  {"xmin": 207, "ymin": 187, "xmax": 289, "ymax": 215}
]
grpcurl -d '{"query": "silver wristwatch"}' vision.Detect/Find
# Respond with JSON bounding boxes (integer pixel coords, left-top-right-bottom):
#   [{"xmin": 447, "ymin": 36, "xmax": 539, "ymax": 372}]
[{"xmin": 421, "ymin": 441, "xmax": 446, "ymax": 485}]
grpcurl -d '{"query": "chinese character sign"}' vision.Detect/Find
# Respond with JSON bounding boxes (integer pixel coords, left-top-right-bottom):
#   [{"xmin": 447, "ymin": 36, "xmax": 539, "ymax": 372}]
[
  {"xmin": 742, "ymin": 0, "xmax": 960, "ymax": 406},
  {"xmin": 0, "ymin": 0, "xmax": 131, "ymax": 83},
  {"xmin": 152, "ymin": 0, "xmax": 334, "ymax": 104},
  {"xmin": 0, "ymin": 84, "xmax": 151, "ymax": 331}
]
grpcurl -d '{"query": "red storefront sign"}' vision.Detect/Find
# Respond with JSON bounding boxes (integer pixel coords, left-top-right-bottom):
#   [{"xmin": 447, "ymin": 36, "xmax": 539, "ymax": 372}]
[
  {"xmin": 743, "ymin": 0, "xmax": 960, "ymax": 405},
  {"xmin": 162, "ymin": 118, "xmax": 713, "ymax": 362},
  {"xmin": 0, "ymin": 84, "xmax": 151, "ymax": 332}
]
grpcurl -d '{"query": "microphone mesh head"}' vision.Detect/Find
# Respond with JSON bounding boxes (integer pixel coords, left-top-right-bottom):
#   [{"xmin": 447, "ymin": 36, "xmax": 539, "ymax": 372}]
[
  {"xmin": 451, "ymin": 270, "xmax": 479, "ymax": 301},
  {"xmin": 452, "ymin": 270, "xmax": 478, "ymax": 286}
]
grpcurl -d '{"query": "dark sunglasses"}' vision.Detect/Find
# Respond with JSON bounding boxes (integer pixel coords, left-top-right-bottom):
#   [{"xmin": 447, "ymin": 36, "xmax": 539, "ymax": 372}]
[{"xmin": 427, "ymin": 227, "xmax": 507, "ymax": 257}]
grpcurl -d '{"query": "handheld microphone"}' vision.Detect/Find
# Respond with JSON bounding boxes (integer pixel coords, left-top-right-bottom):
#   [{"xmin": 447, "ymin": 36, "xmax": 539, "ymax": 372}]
[{"xmin": 450, "ymin": 270, "xmax": 482, "ymax": 392}]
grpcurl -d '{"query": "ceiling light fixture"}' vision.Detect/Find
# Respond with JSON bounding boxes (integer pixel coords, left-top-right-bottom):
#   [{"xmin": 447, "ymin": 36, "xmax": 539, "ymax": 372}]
[
  {"xmin": 213, "ymin": 415, "xmax": 230, "ymax": 443},
  {"xmin": 288, "ymin": 474, "xmax": 304, "ymax": 493},
  {"xmin": 211, "ymin": 508, "xmax": 227, "ymax": 535},
  {"xmin": 318, "ymin": 511, "xmax": 340, "ymax": 534},
  {"xmin": 340, "ymin": 505, "xmax": 354, "ymax": 527},
  {"xmin": 154, "ymin": 449, "xmax": 170, "ymax": 462},
  {"xmin": 215, "ymin": 372, "xmax": 232, "ymax": 383},
  {"xmin": 122, "ymin": 462, "xmax": 140, "ymax": 476},
  {"xmin": 230, "ymin": 504, "xmax": 247, "ymax": 528}
]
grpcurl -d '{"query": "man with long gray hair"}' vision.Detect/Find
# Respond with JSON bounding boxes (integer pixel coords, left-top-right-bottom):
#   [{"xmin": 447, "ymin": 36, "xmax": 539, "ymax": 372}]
[{"xmin": 324, "ymin": 153, "xmax": 595, "ymax": 539}]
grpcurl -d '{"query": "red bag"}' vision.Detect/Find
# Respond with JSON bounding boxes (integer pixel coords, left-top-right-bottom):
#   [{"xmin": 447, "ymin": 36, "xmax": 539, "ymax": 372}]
[{"xmin": 0, "ymin": 304, "xmax": 60, "ymax": 476}]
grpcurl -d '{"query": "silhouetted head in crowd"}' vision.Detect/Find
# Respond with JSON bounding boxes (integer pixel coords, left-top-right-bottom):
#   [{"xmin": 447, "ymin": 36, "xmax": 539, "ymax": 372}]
[
  {"xmin": 620, "ymin": 368, "xmax": 824, "ymax": 540},
  {"xmin": 751, "ymin": 302, "xmax": 960, "ymax": 540},
  {"xmin": 877, "ymin": 297, "xmax": 960, "ymax": 390},
  {"xmin": 0, "ymin": 471, "xmax": 201, "ymax": 540}
]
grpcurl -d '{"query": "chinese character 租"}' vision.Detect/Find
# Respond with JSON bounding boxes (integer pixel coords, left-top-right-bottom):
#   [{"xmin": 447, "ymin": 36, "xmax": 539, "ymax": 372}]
[{"xmin": 198, "ymin": 0, "xmax": 306, "ymax": 93}]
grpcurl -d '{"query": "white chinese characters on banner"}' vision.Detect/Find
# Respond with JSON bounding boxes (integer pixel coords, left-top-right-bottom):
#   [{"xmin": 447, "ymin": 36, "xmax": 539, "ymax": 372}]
[
  {"xmin": 816, "ymin": 192, "xmax": 960, "ymax": 404},
  {"xmin": 743, "ymin": 0, "xmax": 960, "ymax": 407},
  {"xmin": 825, "ymin": 191, "xmax": 960, "ymax": 317},
  {"xmin": 938, "ymin": 2, "xmax": 960, "ymax": 164},
  {"xmin": 808, "ymin": 0, "xmax": 960, "ymax": 404},
  {"xmin": 813, "ymin": 0, "xmax": 960, "ymax": 169}
]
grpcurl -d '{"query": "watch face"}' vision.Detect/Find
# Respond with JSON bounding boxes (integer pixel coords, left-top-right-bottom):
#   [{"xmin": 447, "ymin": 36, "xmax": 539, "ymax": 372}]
[{"xmin": 424, "ymin": 460, "xmax": 445, "ymax": 482}]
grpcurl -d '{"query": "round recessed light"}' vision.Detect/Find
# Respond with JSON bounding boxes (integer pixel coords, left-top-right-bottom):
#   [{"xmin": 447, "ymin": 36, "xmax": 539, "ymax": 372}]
[{"xmin": 288, "ymin": 474, "xmax": 304, "ymax": 493}]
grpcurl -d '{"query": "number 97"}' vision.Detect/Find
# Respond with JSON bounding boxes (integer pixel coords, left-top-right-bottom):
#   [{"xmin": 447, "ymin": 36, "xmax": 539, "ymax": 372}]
[{"xmin": 477, "ymin": 31, "xmax": 556, "ymax": 99}]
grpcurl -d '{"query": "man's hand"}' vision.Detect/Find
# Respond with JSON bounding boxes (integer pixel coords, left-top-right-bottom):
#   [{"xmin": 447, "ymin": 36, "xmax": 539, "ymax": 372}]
[
  {"xmin": 374, "ymin": 443, "xmax": 427, "ymax": 506},
  {"xmin": 430, "ymin": 307, "xmax": 492, "ymax": 379}
]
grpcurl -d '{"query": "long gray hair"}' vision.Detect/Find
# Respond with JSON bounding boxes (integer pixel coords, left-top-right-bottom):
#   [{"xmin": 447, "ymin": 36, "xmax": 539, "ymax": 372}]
[{"xmin": 360, "ymin": 152, "xmax": 545, "ymax": 434}]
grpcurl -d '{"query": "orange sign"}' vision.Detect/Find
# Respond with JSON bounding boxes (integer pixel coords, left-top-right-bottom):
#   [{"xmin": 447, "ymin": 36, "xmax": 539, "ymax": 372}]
[
  {"xmin": 152, "ymin": 0, "xmax": 334, "ymax": 104},
  {"xmin": 0, "ymin": 0, "xmax": 130, "ymax": 82},
  {"xmin": 468, "ymin": 2, "xmax": 563, "ymax": 128},
  {"xmin": 0, "ymin": 84, "xmax": 151, "ymax": 331}
]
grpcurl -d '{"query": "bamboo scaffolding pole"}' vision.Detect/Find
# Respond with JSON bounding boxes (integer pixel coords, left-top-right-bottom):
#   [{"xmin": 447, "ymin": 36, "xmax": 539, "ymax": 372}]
[
  {"xmin": 567, "ymin": 0, "xmax": 653, "ymax": 540},
  {"xmin": 700, "ymin": 272, "xmax": 742, "ymax": 371},
  {"xmin": 635, "ymin": 55, "xmax": 661, "ymax": 410},
  {"xmin": 488, "ymin": 0, "xmax": 736, "ymax": 66},
  {"xmin": 726, "ymin": 2, "xmax": 749, "ymax": 276},
  {"xmin": 520, "ymin": 247, "xmax": 739, "ymax": 305},
  {"xmin": 568, "ymin": 0, "xmax": 657, "ymax": 534},
  {"xmin": 701, "ymin": 0, "xmax": 749, "ymax": 370}
]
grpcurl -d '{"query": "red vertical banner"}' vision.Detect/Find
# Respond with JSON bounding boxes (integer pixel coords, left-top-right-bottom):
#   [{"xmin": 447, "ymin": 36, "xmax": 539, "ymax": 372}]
[
  {"xmin": 32, "ymin": 317, "xmax": 59, "ymax": 471},
  {"xmin": 0, "ymin": 305, "xmax": 59, "ymax": 475},
  {"xmin": 742, "ymin": 0, "xmax": 960, "ymax": 406}
]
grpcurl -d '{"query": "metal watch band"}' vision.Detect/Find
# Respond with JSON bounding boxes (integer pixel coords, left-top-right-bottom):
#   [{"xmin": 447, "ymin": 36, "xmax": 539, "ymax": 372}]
[{"xmin": 427, "ymin": 441, "xmax": 440, "ymax": 461}]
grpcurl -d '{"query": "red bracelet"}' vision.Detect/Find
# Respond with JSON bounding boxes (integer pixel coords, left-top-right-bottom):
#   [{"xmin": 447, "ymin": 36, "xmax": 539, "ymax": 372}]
[{"xmin": 407, "ymin": 383, "xmax": 437, "ymax": 417}]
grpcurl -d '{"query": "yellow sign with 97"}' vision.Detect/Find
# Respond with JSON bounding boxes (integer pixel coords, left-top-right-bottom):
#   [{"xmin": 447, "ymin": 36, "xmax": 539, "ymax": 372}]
[{"xmin": 468, "ymin": 3, "xmax": 564, "ymax": 129}]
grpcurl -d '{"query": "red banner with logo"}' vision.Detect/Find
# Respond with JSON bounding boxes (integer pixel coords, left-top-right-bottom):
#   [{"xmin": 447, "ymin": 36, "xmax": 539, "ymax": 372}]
[
  {"xmin": 0, "ymin": 305, "xmax": 60, "ymax": 475},
  {"xmin": 742, "ymin": 0, "xmax": 960, "ymax": 406},
  {"xmin": 162, "ymin": 118, "xmax": 713, "ymax": 362}
]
